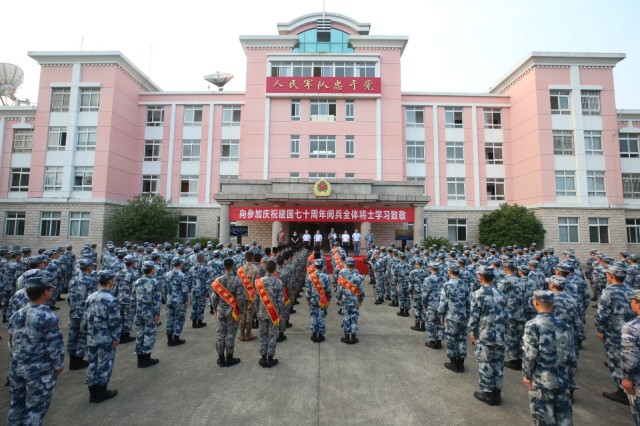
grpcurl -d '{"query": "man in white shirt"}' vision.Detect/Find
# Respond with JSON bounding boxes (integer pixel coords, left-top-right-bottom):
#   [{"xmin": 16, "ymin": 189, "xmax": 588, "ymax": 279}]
[
  {"xmin": 302, "ymin": 229, "xmax": 312, "ymax": 249},
  {"xmin": 352, "ymin": 229, "xmax": 362, "ymax": 256},
  {"xmin": 341, "ymin": 231, "xmax": 351, "ymax": 254},
  {"xmin": 314, "ymin": 230, "xmax": 323, "ymax": 251}
]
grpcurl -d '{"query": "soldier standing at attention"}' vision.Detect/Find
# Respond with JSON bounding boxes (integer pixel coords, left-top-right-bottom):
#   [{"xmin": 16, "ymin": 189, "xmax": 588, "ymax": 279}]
[
  {"xmin": 306, "ymin": 258, "xmax": 332, "ymax": 343},
  {"xmin": 372, "ymin": 250, "xmax": 385, "ymax": 305},
  {"xmin": 409, "ymin": 258, "xmax": 428, "ymax": 332},
  {"xmin": 112, "ymin": 255, "xmax": 138, "ymax": 344},
  {"xmin": 256, "ymin": 260, "xmax": 284, "ymax": 368},
  {"xmin": 498, "ymin": 262, "xmax": 526, "ymax": 370},
  {"xmin": 337, "ymin": 258, "xmax": 365, "ymax": 344},
  {"xmin": 188, "ymin": 253, "xmax": 209, "ymax": 329},
  {"xmin": 237, "ymin": 252, "xmax": 259, "ymax": 341},
  {"xmin": 622, "ymin": 289, "xmax": 640, "ymax": 425},
  {"xmin": 83, "ymin": 270, "xmax": 121, "ymax": 403},
  {"xmin": 522, "ymin": 290, "xmax": 576, "ymax": 426},
  {"xmin": 7, "ymin": 276, "xmax": 64, "ymax": 424},
  {"xmin": 134, "ymin": 261, "xmax": 162, "ymax": 368},
  {"xmin": 437, "ymin": 264, "xmax": 471, "ymax": 373},
  {"xmin": 211, "ymin": 258, "xmax": 245, "ymax": 367},
  {"xmin": 423, "ymin": 262, "xmax": 445, "ymax": 349},
  {"xmin": 468, "ymin": 266, "xmax": 507, "ymax": 406},
  {"xmin": 67, "ymin": 259, "xmax": 98, "ymax": 371},
  {"xmin": 395, "ymin": 253, "xmax": 412, "ymax": 317},
  {"xmin": 164, "ymin": 258, "xmax": 190, "ymax": 347}
]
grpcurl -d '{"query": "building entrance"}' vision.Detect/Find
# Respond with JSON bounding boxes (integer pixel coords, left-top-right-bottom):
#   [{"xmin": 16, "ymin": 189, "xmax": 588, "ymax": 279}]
[{"xmin": 289, "ymin": 222, "xmax": 357, "ymax": 251}]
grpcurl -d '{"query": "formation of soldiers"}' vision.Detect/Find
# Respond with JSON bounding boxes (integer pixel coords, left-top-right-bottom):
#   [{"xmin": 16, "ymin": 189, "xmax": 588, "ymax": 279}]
[{"xmin": 2, "ymin": 237, "xmax": 640, "ymax": 425}]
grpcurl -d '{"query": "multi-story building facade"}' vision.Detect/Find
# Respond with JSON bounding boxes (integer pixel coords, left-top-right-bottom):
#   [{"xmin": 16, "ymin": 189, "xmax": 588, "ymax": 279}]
[{"xmin": 1, "ymin": 12, "xmax": 639, "ymax": 259}]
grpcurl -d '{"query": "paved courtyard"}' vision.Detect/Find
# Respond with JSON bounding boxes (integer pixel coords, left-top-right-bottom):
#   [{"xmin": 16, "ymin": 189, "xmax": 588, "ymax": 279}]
[{"xmin": 0, "ymin": 278, "xmax": 635, "ymax": 425}]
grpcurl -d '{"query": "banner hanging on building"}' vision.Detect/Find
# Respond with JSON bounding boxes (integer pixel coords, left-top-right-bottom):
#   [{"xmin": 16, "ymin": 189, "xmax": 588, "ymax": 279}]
[
  {"xmin": 230, "ymin": 206, "xmax": 413, "ymax": 223},
  {"xmin": 266, "ymin": 77, "xmax": 382, "ymax": 94}
]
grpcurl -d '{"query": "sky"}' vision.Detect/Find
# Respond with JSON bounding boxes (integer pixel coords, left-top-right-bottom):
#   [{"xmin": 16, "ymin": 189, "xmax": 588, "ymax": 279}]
[{"xmin": 4, "ymin": 0, "xmax": 640, "ymax": 109}]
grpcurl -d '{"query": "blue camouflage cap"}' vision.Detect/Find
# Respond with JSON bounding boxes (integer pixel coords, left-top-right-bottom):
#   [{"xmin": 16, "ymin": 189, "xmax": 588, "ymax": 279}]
[
  {"xmin": 314, "ymin": 259, "xmax": 325, "ymax": 267},
  {"xmin": 78, "ymin": 258, "xmax": 92, "ymax": 269},
  {"xmin": 346, "ymin": 257, "xmax": 356, "ymax": 266},
  {"xmin": 555, "ymin": 263, "xmax": 570, "ymax": 273},
  {"xmin": 124, "ymin": 255, "xmax": 135, "ymax": 263},
  {"xmin": 518, "ymin": 265, "xmax": 530, "ymax": 274},
  {"xmin": 428, "ymin": 261, "xmax": 440, "ymax": 269},
  {"xmin": 546, "ymin": 275, "xmax": 566, "ymax": 288},
  {"xmin": 477, "ymin": 265, "xmax": 494, "ymax": 276},
  {"xmin": 97, "ymin": 270, "xmax": 115, "ymax": 283},
  {"xmin": 26, "ymin": 276, "xmax": 55, "ymax": 290},
  {"xmin": 142, "ymin": 260, "xmax": 155, "ymax": 272},
  {"xmin": 607, "ymin": 265, "xmax": 626, "ymax": 278},
  {"xmin": 196, "ymin": 252, "xmax": 205, "ymax": 259},
  {"xmin": 532, "ymin": 290, "xmax": 554, "ymax": 303},
  {"xmin": 631, "ymin": 290, "xmax": 640, "ymax": 301},
  {"xmin": 172, "ymin": 257, "xmax": 184, "ymax": 266},
  {"xmin": 448, "ymin": 264, "xmax": 460, "ymax": 273}
]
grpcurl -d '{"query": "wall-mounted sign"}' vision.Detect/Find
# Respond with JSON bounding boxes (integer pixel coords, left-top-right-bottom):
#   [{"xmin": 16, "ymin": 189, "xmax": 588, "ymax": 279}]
[
  {"xmin": 266, "ymin": 77, "xmax": 381, "ymax": 94},
  {"xmin": 313, "ymin": 179, "xmax": 332, "ymax": 197},
  {"xmin": 230, "ymin": 206, "xmax": 414, "ymax": 223}
]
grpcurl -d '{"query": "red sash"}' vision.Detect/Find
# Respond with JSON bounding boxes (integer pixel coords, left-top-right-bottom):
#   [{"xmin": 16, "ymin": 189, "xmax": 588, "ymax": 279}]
[
  {"xmin": 274, "ymin": 271, "xmax": 290, "ymax": 307},
  {"xmin": 338, "ymin": 276, "xmax": 361, "ymax": 298},
  {"xmin": 255, "ymin": 277, "xmax": 280, "ymax": 325},
  {"xmin": 308, "ymin": 254, "xmax": 314, "ymax": 263},
  {"xmin": 237, "ymin": 266, "xmax": 255, "ymax": 303},
  {"xmin": 211, "ymin": 279, "xmax": 240, "ymax": 321},
  {"xmin": 307, "ymin": 264, "xmax": 315, "ymax": 274},
  {"xmin": 310, "ymin": 271, "xmax": 329, "ymax": 309},
  {"xmin": 336, "ymin": 260, "xmax": 344, "ymax": 270}
]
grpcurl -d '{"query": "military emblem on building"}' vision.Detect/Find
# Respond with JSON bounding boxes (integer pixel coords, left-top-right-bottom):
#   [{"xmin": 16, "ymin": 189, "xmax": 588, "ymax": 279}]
[{"xmin": 313, "ymin": 179, "xmax": 332, "ymax": 197}]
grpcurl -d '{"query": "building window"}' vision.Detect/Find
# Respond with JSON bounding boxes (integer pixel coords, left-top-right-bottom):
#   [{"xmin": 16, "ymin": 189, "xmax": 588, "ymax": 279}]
[
  {"xmin": 485, "ymin": 142, "xmax": 503, "ymax": 165},
  {"xmin": 4, "ymin": 212, "xmax": 25, "ymax": 236},
  {"xmin": 69, "ymin": 212, "xmax": 90, "ymax": 237},
  {"xmin": 486, "ymin": 178, "xmax": 505, "ymax": 201},
  {"xmin": 445, "ymin": 107, "xmax": 463, "ymax": 128},
  {"xmin": 483, "ymin": 108, "xmax": 502, "ymax": 129},
  {"xmin": 73, "ymin": 167, "xmax": 93, "ymax": 191},
  {"xmin": 180, "ymin": 175, "xmax": 199, "ymax": 197},
  {"xmin": 291, "ymin": 100, "xmax": 301, "ymax": 121},
  {"xmin": 9, "ymin": 168, "xmax": 29, "ymax": 192},
  {"xmin": 309, "ymin": 172, "xmax": 336, "ymax": 179},
  {"xmin": 290, "ymin": 135, "xmax": 300, "ymax": 158},
  {"xmin": 12, "ymin": 129, "xmax": 33, "ymax": 153},
  {"xmin": 584, "ymin": 131, "xmax": 603, "ymax": 155},
  {"xmin": 40, "ymin": 212, "xmax": 61, "ymax": 237},
  {"xmin": 345, "ymin": 136, "xmax": 355, "ymax": 159},
  {"xmin": 555, "ymin": 170, "xmax": 576, "ymax": 196},
  {"xmin": 218, "ymin": 175, "xmax": 238, "ymax": 192},
  {"xmin": 141, "ymin": 175, "xmax": 159, "ymax": 194},
  {"xmin": 146, "ymin": 106, "xmax": 165, "ymax": 127},
  {"xmin": 620, "ymin": 134, "xmax": 639, "ymax": 158},
  {"xmin": 558, "ymin": 217, "xmax": 579, "ymax": 243},
  {"xmin": 587, "ymin": 170, "xmax": 606, "ymax": 196},
  {"xmin": 550, "ymin": 90, "xmax": 570, "ymax": 115},
  {"xmin": 48, "ymin": 127, "xmax": 67, "ymax": 151},
  {"xmin": 144, "ymin": 140, "xmax": 162, "ymax": 161},
  {"xmin": 289, "ymin": 172, "xmax": 299, "ymax": 178},
  {"xmin": 446, "ymin": 141, "xmax": 464, "ymax": 164},
  {"xmin": 345, "ymin": 173, "xmax": 355, "ymax": 178},
  {"xmin": 627, "ymin": 219, "xmax": 640, "ymax": 244},
  {"xmin": 44, "ymin": 166, "xmax": 63, "ymax": 191},
  {"xmin": 310, "ymin": 100, "xmax": 336, "ymax": 121},
  {"xmin": 581, "ymin": 90, "xmax": 601, "ymax": 116},
  {"xmin": 406, "ymin": 141, "xmax": 425, "ymax": 163},
  {"xmin": 345, "ymin": 100, "xmax": 355, "ymax": 122},
  {"xmin": 76, "ymin": 126, "xmax": 97, "ymax": 151},
  {"xmin": 221, "ymin": 140, "xmax": 239, "ymax": 161},
  {"xmin": 79, "ymin": 88, "xmax": 100, "ymax": 112},
  {"xmin": 448, "ymin": 219, "xmax": 467, "ymax": 242},
  {"xmin": 51, "ymin": 88, "xmax": 70, "ymax": 112},
  {"xmin": 179, "ymin": 216, "xmax": 197, "ymax": 239},
  {"xmin": 184, "ymin": 106, "xmax": 203, "ymax": 126},
  {"xmin": 182, "ymin": 140, "xmax": 201, "ymax": 161},
  {"xmin": 309, "ymin": 135, "xmax": 336, "ymax": 158},
  {"xmin": 588, "ymin": 217, "xmax": 609, "ymax": 243},
  {"xmin": 553, "ymin": 130, "xmax": 574, "ymax": 155},
  {"xmin": 405, "ymin": 107, "xmax": 424, "ymax": 128},
  {"xmin": 222, "ymin": 106, "xmax": 241, "ymax": 126},
  {"xmin": 622, "ymin": 173, "xmax": 640, "ymax": 199},
  {"xmin": 447, "ymin": 177, "xmax": 466, "ymax": 200}
]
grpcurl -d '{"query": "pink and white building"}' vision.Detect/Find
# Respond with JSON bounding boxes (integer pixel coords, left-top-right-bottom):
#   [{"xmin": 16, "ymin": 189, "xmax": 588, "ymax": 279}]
[{"xmin": 1, "ymin": 12, "xmax": 639, "ymax": 258}]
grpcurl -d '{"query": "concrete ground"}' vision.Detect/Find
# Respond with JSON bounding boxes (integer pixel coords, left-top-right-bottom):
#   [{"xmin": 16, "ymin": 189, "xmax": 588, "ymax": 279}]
[{"xmin": 0, "ymin": 278, "xmax": 635, "ymax": 426}]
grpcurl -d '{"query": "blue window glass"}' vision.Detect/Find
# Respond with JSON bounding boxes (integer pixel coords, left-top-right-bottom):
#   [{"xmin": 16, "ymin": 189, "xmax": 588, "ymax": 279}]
[{"xmin": 293, "ymin": 28, "xmax": 354, "ymax": 53}]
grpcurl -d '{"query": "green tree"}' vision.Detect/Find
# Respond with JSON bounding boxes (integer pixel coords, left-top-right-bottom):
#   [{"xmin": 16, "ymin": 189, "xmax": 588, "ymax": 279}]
[
  {"xmin": 105, "ymin": 194, "xmax": 181, "ymax": 244},
  {"xmin": 478, "ymin": 203, "xmax": 545, "ymax": 247}
]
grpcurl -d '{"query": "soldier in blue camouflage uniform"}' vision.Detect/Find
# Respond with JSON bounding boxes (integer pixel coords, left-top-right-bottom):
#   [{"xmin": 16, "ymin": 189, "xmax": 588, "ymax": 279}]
[
  {"xmin": 134, "ymin": 261, "xmax": 161, "ymax": 368},
  {"xmin": 257, "ymin": 261, "xmax": 284, "ymax": 368},
  {"xmin": 423, "ymin": 262, "xmax": 445, "ymax": 349},
  {"xmin": 468, "ymin": 266, "xmax": 507, "ymax": 406},
  {"xmin": 622, "ymin": 289, "xmax": 640, "ymax": 425},
  {"xmin": 3, "ymin": 251, "xmax": 23, "ymax": 323},
  {"xmin": 164, "ymin": 257, "xmax": 190, "ymax": 347},
  {"xmin": 596, "ymin": 265, "xmax": 635, "ymax": 405},
  {"xmin": 337, "ymin": 258, "xmax": 365, "ymax": 344},
  {"xmin": 212, "ymin": 258, "xmax": 245, "ymax": 367},
  {"xmin": 306, "ymin": 258, "xmax": 332, "ymax": 343},
  {"xmin": 386, "ymin": 250, "xmax": 400, "ymax": 306},
  {"xmin": 395, "ymin": 253, "xmax": 412, "ymax": 317},
  {"xmin": 207, "ymin": 250, "xmax": 224, "ymax": 314},
  {"xmin": 373, "ymin": 250, "xmax": 386, "ymax": 305},
  {"xmin": 522, "ymin": 290, "xmax": 576, "ymax": 426},
  {"xmin": 67, "ymin": 259, "xmax": 98, "ymax": 371},
  {"xmin": 276, "ymin": 255, "xmax": 292, "ymax": 342},
  {"xmin": 626, "ymin": 255, "xmax": 640, "ymax": 290},
  {"xmin": 188, "ymin": 253, "xmax": 210, "ymax": 329},
  {"xmin": 438, "ymin": 264, "xmax": 471, "ymax": 372},
  {"xmin": 498, "ymin": 262, "xmax": 526, "ymax": 370},
  {"xmin": 113, "ymin": 255, "xmax": 139, "ymax": 344},
  {"xmin": 83, "ymin": 270, "xmax": 121, "ymax": 403},
  {"xmin": 409, "ymin": 258, "xmax": 428, "ymax": 331},
  {"xmin": 7, "ymin": 276, "xmax": 64, "ymax": 425},
  {"xmin": 7, "ymin": 280, "xmax": 31, "ymax": 318}
]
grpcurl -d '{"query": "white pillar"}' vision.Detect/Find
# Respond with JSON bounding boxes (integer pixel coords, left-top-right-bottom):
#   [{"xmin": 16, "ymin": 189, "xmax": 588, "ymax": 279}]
[
  {"xmin": 219, "ymin": 203, "xmax": 230, "ymax": 244},
  {"xmin": 413, "ymin": 205, "xmax": 425, "ymax": 243},
  {"xmin": 272, "ymin": 221, "xmax": 283, "ymax": 247}
]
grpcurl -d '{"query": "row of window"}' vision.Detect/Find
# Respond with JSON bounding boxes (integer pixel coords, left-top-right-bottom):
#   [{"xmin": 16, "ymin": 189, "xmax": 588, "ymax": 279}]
[
  {"xmin": 5, "ymin": 211, "xmax": 90, "ymax": 237},
  {"xmin": 270, "ymin": 61, "xmax": 376, "ymax": 78},
  {"xmin": 9, "ymin": 167, "xmax": 93, "ymax": 192},
  {"xmin": 555, "ymin": 170, "xmax": 606, "ymax": 197},
  {"xmin": 550, "ymin": 90, "xmax": 601, "ymax": 116},
  {"xmin": 406, "ymin": 140, "xmax": 503, "ymax": 164},
  {"xmin": 12, "ymin": 127, "xmax": 96, "ymax": 153},
  {"xmin": 291, "ymin": 99, "xmax": 355, "ymax": 122},
  {"xmin": 146, "ymin": 105, "xmax": 241, "ymax": 127},
  {"xmin": 405, "ymin": 107, "xmax": 502, "ymax": 129},
  {"xmin": 144, "ymin": 139, "xmax": 238, "ymax": 162},
  {"xmin": 51, "ymin": 88, "xmax": 100, "ymax": 112}
]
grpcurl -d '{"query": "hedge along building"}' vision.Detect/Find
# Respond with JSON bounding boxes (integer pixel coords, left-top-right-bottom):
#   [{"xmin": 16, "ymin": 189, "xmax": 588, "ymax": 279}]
[{"xmin": 1, "ymin": 11, "xmax": 639, "ymax": 260}]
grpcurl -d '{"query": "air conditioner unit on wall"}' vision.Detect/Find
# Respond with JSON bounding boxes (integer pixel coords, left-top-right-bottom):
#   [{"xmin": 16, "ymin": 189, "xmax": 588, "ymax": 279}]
[{"xmin": 311, "ymin": 115, "xmax": 336, "ymax": 122}]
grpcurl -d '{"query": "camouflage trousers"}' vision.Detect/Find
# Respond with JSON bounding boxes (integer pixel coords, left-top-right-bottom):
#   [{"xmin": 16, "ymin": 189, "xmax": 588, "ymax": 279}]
[
  {"xmin": 604, "ymin": 340, "xmax": 624, "ymax": 389},
  {"xmin": 2, "ymin": 289, "xmax": 14, "ymax": 316},
  {"xmin": 135, "ymin": 318, "xmax": 158, "ymax": 354},
  {"xmin": 528, "ymin": 388, "xmax": 573, "ymax": 426},
  {"xmin": 425, "ymin": 309, "xmax": 444, "ymax": 342},
  {"xmin": 259, "ymin": 318, "xmax": 278, "ymax": 356},
  {"xmin": 412, "ymin": 297, "xmax": 426, "ymax": 322},
  {"xmin": 239, "ymin": 301, "xmax": 255, "ymax": 335},
  {"xmin": 341, "ymin": 304, "xmax": 360, "ymax": 335},
  {"xmin": 216, "ymin": 311, "xmax": 239, "ymax": 355},
  {"xmin": 165, "ymin": 302, "xmax": 186, "ymax": 337},
  {"xmin": 629, "ymin": 393, "xmax": 640, "ymax": 426},
  {"xmin": 505, "ymin": 320, "xmax": 525, "ymax": 361},
  {"xmin": 8, "ymin": 366, "xmax": 57, "ymax": 426},
  {"xmin": 119, "ymin": 303, "xmax": 134, "ymax": 333},
  {"xmin": 190, "ymin": 289, "xmax": 206, "ymax": 321},
  {"xmin": 374, "ymin": 273, "xmax": 385, "ymax": 300},
  {"xmin": 309, "ymin": 305, "xmax": 328, "ymax": 334},
  {"xmin": 86, "ymin": 344, "xmax": 116, "ymax": 386},
  {"xmin": 383, "ymin": 275, "xmax": 391, "ymax": 298},
  {"xmin": 398, "ymin": 283, "xmax": 410, "ymax": 309},
  {"xmin": 474, "ymin": 343, "xmax": 505, "ymax": 392},
  {"xmin": 278, "ymin": 301, "xmax": 291, "ymax": 333},
  {"xmin": 444, "ymin": 320, "xmax": 468, "ymax": 359},
  {"xmin": 67, "ymin": 317, "xmax": 87, "ymax": 357},
  {"xmin": 389, "ymin": 280, "xmax": 398, "ymax": 302}
]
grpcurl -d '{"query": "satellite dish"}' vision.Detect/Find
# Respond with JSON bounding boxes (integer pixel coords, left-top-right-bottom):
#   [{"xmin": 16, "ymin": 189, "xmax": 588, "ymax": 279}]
[
  {"xmin": 204, "ymin": 72, "xmax": 234, "ymax": 91},
  {"xmin": 0, "ymin": 63, "xmax": 24, "ymax": 105}
]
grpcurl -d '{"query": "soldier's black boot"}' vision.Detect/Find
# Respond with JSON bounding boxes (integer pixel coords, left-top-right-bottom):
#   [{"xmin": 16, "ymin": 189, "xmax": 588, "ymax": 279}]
[
  {"xmin": 88, "ymin": 385, "xmax": 97, "ymax": 403},
  {"xmin": 424, "ymin": 341, "xmax": 438, "ymax": 349},
  {"xmin": 137, "ymin": 354, "xmax": 144, "ymax": 368},
  {"xmin": 457, "ymin": 358, "xmax": 465, "ymax": 373},
  {"xmin": 350, "ymin": 334, "xmax": 358, "ymax": 344},
  {"xmin": 119, "ymin": 332, "xmax": 134, "ymax": 344},
  {"xmin": 493, "ymin": 389, "xmax": 502, "ymax": 406},
  {"xmin": 403, "ymin": 309, "xmax": 411, "ymax": 317},
  {"xmin": 388, "ymin": 301, "xmax": 398, "ymax": 307},
  {"xmin": 473, "ymin": 391, "xmax": 496, "ymax": 406},
  {"xmin": 94, "ymin": 385, "xmax": 118, "ymax": 403},
  {"xmin": 420, "ymin": 321, "xmax": 426, "ymax": 331},
  {"xmin": 69, "ymin": 355, "xmax": 79, "ymax": 370},
  {"xmin": 226, "ymin": 353, "xmax": 241, "ymax": 367},
  {"xmin": 341, "ymin": 332, "xmax": 350, "ymax": 344},
  {"xmin": 277, "ymin": 332, "xmax": 287, "ymax": 342},
  {"xmin": 602, "ymin": 389, "xmax": 630, "ymax": 406},
  {"xmin": 192, "ymin": 320, "xmax": 198, "ymax": 328},
  {"xmin": 173, "ymin": 335, "xmax": 186, "ymax": 346},
  {"xmin": 143, "ymin": 353, "xmax": 159, "ymax": 368},
  {"xmin": 435, "ymin": 340, "xmax": 443, "ymax": 349},
  {"xmin": 317, "ymin": 333, "xmax": 325, "ymax": 343},
  {"xmin": 2, "ymin": 314, "xmax": 6, "ymax": 323},
  {"xmin": 311, "ymin": 332, "xmax": 318, "ymax": 342},
  {"xmin": 217, "ymin": 354, "xmax": 227, "ymax": 367},
  {"xmin": 259, "ymin": 354, "xmax": 267, "ymax": 368},
  {"xmin": 209, "ymin": 306, "xmax": 214, "ymax": 314},
  {"xmin": 374, "ymin": 298, "xmax": 383, "ymax": 305},
  {"xmin": 396, "ymin": 309, "xmax": 405, "ymax": 317},
  {"xmin": 444, "ymin": 357, "xmax": 458, "ymax": 372},
  {"xmin": 197, "ymin": 319, "xmax": 207, "ymax": 328},
  {"xmin": 266, "ymin": 355, "xmax": 279, "ymax": 368},
  {"xmin": 504, "ymin": 359, "xmax": 522, "ymax": 370},
  {"xmin": 410, "ymin": 321, "xmax": 421, "ymax": 331},
  {"xmin": 167, "ymin": 334, "xmax": 175, "ymax": 347},
  {"xmin": 286, "ymin": 320, "xmax": 292, "ymax": 328}
]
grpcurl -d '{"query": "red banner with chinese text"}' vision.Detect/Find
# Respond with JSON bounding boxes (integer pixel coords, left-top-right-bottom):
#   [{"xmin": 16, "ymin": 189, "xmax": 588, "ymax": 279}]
[
  {"xmin": 230, "ymin": 206, "xmax": 413, "ymax": 223},
  {"xmin": 266, "ymin": 77, "xmax": 381, "ymax": 94}
]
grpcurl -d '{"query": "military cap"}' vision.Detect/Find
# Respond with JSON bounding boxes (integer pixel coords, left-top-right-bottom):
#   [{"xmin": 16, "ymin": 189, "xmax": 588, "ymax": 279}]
[
  {"xmin": 252, "ymin": 240, "xmax": 258, "ymax": 245},
  {"xmin": 216, "ymin": 243, "xmax": 224, "ymax": 249},
  {"xmin": 124, "ymin": 255, "xmax": 135, "ymax": 263},
  {"xmin": 503, "ymin": 261, "xmax": 515, "ymax": 269},
  {"xmin": 399, "ymin": 252, "xmax": 407, "ymax": 259},
  {"xmin": 518, "ymin": 265, "xmax": 530, "ymax": 274},
  {"xmin": 477, "ymin": 265, "xmax": 494, "ymax": 276},
  {"xmin": 314, "ymin": 259, "xmax": 325, "ymax": 267},
  {"xmin": 12, "ymin": 250, "xmax": 22, "ymax": 257},
  {"xmin": 97, "ymin": 270, "xmax": 115, "ymax": 283},
  {"xmin": 555, "ymin": 263, "xmax": 570, "ymax": 273},
  {"xmin": 26, "ymin": 276, "xmax": 55, "ymax": 290},
  {"xmin": 28, "ymin": 256, "xmax": 45, "ymax": 266},
  {"xmin": 193, "ymin": 244, "xmax": 201, "ymax": 250},
  {"xmin": 631, "ymin": 290, "xmax": 640, "ymax": 301},
  {"xmin": 165, "ymin": 242, "xmax": 173, "ymax": 249},
  {"xmin": 0, "ymin": 248, "xmax": 7, "ymax": 255},
  {"xmin": 373, "ymin": 250, "xmax": 381, "ymax": 255},
  {"xmin": 117, "ymin": 249, "xmax": 127, "ymax": 256},
  {"xmin": 532, "ymin": 290, "xmax": 554, "ymax": 303},
  {"xmin": 428, "ymin": 261, "xmax": 440, "ymax": 269},
  {"xmin": 226, "ymin": 249, "xmax": 234, "ymax": 256},
  {"xmin": 458, "ymin": 257, "xmax": 468, "ymax": 265},
  {"xmin": 226, "ymin": 242, "xmax": 233, "ymax": 248},
  {"xmin": 151, "ymin": 253, "xmax": 161, "ymax": 260},
  {"xmin": 172, "ymin": 257, "xmax": 184, "ymax": 266},
  {"xmin": 620, "ymin": 251, "xmax": 629, "ymax": 257},
  {"xmin": 448, "ymin": 264, "xmax": 460, "ymax": 273},
  {"xmin": 630, "ymin": 254, "xmax": 639, "ymax": 262},
  {"xmin": 607, "ymin": 265, "xmax": 627, "ymax": 278},
  {"xmin": 437, "ymin": 253, "xmax": 446, "ymax": 260},
  {"xmin": 145, "ymin": 246, "xmax": 153, "ymax": 253},
  {"xmin": 603, "ymin": 257, "xmax": 615, "ymax": 264},
  {"xmin": 415, "ymin": 258, "xmax": 424, "ymax": 265},
  {"xmin": 491, "ymin": 259, "xmax": 502, "ymax": 267},
  {"xmin": 529, "ymin": 260, "xmax": 539, "ymax": 267},
  {"xmin": 236, "ymin": 247, "xmax": 242, "ymax": 253},
  {"xmin": 213, "ymin": 250, "xmax": 221, "ymax": 256},
  {"xmin": 142, "ymin": 261, "xmax": 155, "ymax": 272},
  {"xmin": 196, "ymin": 252, "xmax": 205, "ymax": 259},
  {"xmin": 177, "ymin": 246, "xmax": 185, "ymax": 253},
  {"xmin": 78, "ymin": 258, "xmax": 92, "ymax": 269},
  {"xmin": 346, "ymin": 257, "xmax": 356, "ymax": 266},
  {"xmin": 546, "ymin": 275, "xmax": 566, "ymax": 288}
]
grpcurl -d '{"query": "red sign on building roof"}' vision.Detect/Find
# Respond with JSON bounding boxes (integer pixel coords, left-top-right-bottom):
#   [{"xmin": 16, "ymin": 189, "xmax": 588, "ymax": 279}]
[{"xmin": 266, "ymin": 77, "xmax": 381, "ymax": 94}]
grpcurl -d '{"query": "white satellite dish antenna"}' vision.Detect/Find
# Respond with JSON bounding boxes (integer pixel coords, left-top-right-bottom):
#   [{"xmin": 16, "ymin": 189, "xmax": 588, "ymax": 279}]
[
  {"xmin": 204, "ymin": 72, "xmax": 234, "ymax": 91},
  {"xmin": 0, "ymin": 63, "xmax": 25, "ymax": 105}
]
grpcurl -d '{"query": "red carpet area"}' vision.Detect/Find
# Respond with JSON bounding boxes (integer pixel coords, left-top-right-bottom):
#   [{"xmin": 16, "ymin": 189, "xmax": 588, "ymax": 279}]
[{"xmin": 324, "ymin": 254, "xmax": 369, "ymax": 275}]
